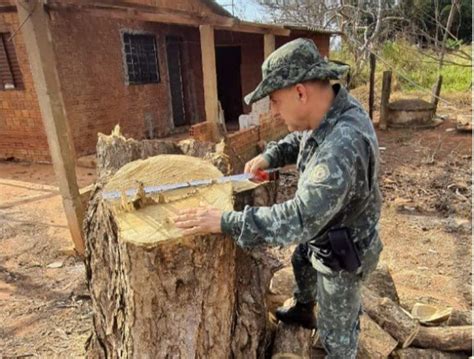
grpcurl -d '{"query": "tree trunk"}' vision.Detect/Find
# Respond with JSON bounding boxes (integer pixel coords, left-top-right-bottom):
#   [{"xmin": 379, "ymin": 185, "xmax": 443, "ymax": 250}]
[
  {"xmin": 412, "ymin": 326, "xmax": 472, "ymax": 352},
  {"xmin": 84, "ymin": 152, "xmax": 279, "ymax": 358},
  {"xmin": 362, "ymin": 288, "xmax": 420, "ymax": 348}
]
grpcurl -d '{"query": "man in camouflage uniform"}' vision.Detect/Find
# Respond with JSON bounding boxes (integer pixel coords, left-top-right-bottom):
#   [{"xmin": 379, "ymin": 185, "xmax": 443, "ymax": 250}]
[{"xmin": 175, "ymin": 38, "xmax": 383, "ymax": 358}]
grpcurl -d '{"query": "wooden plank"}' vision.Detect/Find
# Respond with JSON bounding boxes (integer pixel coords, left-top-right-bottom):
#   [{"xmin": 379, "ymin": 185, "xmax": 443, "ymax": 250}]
[
  {"xmin": 379, "ymin": 70, "xmax": 392, "ymax": 130},
  {"xmin": 45, "ymin": 0, "xmax": 235, "ymax": 28},
  {"xmin": 216, "ymin": 21, "xmax": 290, "ymax": 36},
  {"xmin": 199, "ymin": 24, "xmax": 221, "ymax": 141},
  {"xmin": 368, "ymin": 53, "xmax": 376, "ymax": 120},
  {"xmin": 264, "ymin": 33, "xmax": 275, "ymax": 59},
  {"xmin": 17, "ymin": 0, "xmax": 85, "ymax": 255}
]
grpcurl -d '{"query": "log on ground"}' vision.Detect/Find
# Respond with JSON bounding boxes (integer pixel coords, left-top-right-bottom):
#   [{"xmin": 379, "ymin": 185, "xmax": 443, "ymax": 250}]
[
  {"xmin": 362, "ymin": 287, "xmax": 420, "ymax": 348},
  {"xmin": 363, "ymin": 263, "xmax": 400, "ymax": 304},
  {"xmin": 272, "ymin": 322, "xmax": 313, "ymax": 359},
  {"xmin": 412, "ymin": 325, "xmax": 472, "ymax": 352},
  {"xmin": 357, "ymin": 313, "xmax": 398, "ymax": 358},
  {"xmin": 391, "ymin": 348, "xmax": 468, "ymax": 359}
]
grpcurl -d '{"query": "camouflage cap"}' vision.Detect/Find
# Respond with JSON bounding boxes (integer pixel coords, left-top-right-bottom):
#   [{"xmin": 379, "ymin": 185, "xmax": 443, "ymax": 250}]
[{"xmin": 244, "ymin": 38, "xmax": 349, "ymax": 105}]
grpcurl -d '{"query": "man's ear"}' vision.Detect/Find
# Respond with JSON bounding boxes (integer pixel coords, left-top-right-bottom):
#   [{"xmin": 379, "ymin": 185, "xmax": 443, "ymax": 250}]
[{"xmin": 295, "ymin": 83, "xmax": 308, "ymax": 104}]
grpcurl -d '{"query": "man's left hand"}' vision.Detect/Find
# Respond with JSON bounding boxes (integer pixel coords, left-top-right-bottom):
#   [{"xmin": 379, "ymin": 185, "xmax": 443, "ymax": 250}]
[{"xmin": 173, "ymin": 207, "xmax": 223, "ymax": 236}]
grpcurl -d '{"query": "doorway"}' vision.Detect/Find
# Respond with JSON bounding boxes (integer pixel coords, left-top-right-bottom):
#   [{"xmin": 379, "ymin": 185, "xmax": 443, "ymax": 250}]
[
  {"xmin": 216, "ymin": 46, "xmax": 243, "ymax": 130},
  {"xmin": 166, "ymin": 36, "xmax": 188, "ymax": 127}
]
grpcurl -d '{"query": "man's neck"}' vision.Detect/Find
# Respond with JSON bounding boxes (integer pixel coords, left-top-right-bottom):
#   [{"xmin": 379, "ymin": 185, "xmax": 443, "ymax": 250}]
[{"xmin": 308, "ymin": 86, "xmax": 336, "ymax": 130}]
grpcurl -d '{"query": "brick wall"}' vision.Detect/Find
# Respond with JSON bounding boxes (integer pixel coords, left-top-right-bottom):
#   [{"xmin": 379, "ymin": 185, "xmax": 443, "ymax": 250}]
[
  {"xmin": 190, "ymin": 115, "xmax": 289, "ymax": 173},
  {"xmin": 49, "ymin": 12, "xmax": 205, "ymax": 158},
  {"xmin": 0, "ymin": 12, "xmax": 50, "ymax": 162},
  {"xmin": 276, "ymin": 32, "xmax": 331, "ymax": 58}
]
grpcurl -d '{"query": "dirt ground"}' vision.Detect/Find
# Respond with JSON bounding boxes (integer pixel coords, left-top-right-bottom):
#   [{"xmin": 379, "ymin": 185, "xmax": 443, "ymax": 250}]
[{"xmin": 0, "ymin": 100, "xmax": 472, "ymax": 357}]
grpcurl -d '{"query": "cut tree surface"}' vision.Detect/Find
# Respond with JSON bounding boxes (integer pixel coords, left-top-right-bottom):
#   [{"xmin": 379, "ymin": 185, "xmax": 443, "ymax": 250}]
[{"xmin": 102, "ymin": 155, "xmax": 233, "ymax": 246}]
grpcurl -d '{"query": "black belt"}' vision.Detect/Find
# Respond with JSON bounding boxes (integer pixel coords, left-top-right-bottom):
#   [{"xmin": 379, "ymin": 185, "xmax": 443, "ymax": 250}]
[{"xmin": 307, "ymin": 232, "xmax": 374, "ymax": 271}]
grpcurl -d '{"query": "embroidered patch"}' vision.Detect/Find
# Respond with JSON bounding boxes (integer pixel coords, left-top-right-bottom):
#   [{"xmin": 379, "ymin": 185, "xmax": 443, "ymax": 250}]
[{"xmin": 310, "ymin": 164, "xmax": 330, "ymax": 183}]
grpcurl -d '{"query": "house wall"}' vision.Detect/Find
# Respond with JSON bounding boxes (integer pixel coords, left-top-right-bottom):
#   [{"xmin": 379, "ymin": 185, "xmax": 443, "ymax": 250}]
[
  {"xmin": 277, "ymin": 32, "xmax": 331, "ymax": 58},
  {"xmin": 48, "ymin": 12, "xmax": 205, "ymax": 158},
  {"xmin": 0, "ymin": 2, "xmax": 331, "ymax": 163},
  {"xmin": 0, "ymin": 11, "xmax": 50, "ymax": 161}
]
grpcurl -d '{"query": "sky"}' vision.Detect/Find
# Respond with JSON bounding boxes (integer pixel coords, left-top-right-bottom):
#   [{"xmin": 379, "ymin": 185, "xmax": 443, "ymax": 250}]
[{"xmin": 215, "ymin": 0, "xmax": 265, "ymax": 22}]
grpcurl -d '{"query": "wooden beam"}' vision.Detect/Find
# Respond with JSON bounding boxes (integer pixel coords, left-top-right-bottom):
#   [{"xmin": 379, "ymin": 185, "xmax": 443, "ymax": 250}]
[
  {"xmin": 45, "ymin": 0, "xmax": 235, "ymax": 28},
  {"xmin": 216, "ymin": 21, "xmax": 290, "ymax": 36},
  {"xmin": 199, "ymin": 24, "xmax": 221, "ymax": 141},
  {"xmin": 264, "ymin": 33, "xmax": 275, "ymax": 59},
  {"xmin": 17, "ymin": 0, "xmax": 85, "ymax": 255},
  {"xmin": 368, "ymin": 53, "xmax": 376, "ymax": 120},
  {"xmin": 379, "ymin": 70, "xmax": 392, "ymax": 130}
]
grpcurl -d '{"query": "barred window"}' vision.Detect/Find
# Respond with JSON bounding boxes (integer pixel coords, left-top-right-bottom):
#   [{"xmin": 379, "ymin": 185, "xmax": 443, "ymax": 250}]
[
  {"xmin": 0, "ymin": 32, "xmax": 22, "ymax": 90},
  {"xmin": 123, "ymin": 33, "xmax": 160, "ymax": 85}
]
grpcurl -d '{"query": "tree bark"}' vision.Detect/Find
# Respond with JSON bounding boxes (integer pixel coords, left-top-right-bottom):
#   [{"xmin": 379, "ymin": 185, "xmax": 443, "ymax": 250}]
[
  {"xmin": 271, "ymin": 323, "xmax": 313, "ymax": 359},
  {"xmin": 392, "ymin": 348, "xmax": 467, "ymax": 359},
  {"xmin": 362, "ymin": 287, "xmax": 420, "ymax": 348},
  {"xmin": 364, "ymin": 263, "xmax": 400, "ymax": 305},
  {"xmin": 412, "ymin": 326, "xmax": 472, "ymax": 352},
  {"xmin": 357, "ymin": 314, "xmax": 398, "ymax": 359},
  {"xmin": 84, "ymin": 150, "xmax": 279, "ymax": 358},
  {"xmin": 447, "ymin": 309, "xmax": 472, "ymax": 326}
]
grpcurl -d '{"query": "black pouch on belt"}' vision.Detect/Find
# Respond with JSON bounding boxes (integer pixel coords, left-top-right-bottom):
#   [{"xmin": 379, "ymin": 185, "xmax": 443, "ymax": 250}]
[{"xmin": 328, "ymin": 227, "xmax": 361, "ymax": 272}]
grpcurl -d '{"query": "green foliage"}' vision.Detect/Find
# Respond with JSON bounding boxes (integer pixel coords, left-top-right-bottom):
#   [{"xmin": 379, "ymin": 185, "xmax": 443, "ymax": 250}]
[{"xmin": 331, "ymin": 40, "xmax": 472, "ymax": 93}]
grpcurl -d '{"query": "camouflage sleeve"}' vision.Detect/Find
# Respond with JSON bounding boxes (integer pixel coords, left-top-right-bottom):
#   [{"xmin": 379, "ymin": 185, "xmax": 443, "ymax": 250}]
[
  {"xmin": 221, "ymin": 125, "xmax": 364, "ymax": 248},
  {"xmin": 261, "ymin": 131, "xmax": 302, "ymax": 168}
]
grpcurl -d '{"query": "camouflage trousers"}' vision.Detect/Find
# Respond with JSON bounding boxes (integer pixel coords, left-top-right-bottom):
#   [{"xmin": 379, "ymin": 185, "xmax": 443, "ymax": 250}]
[{"xmin": 292, "ymin": 235, "xmax": 383, "ymax": 359}]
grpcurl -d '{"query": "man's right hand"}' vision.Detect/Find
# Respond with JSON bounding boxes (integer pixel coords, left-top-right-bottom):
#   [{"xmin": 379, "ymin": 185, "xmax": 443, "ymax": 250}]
[{"xmin": 244, "ymin": 155, "xmax": 270, "ymax": 175}]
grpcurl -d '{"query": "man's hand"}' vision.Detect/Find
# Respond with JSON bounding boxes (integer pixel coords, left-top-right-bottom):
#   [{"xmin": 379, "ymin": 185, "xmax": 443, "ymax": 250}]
[
  {"xmin": 174, "ymin": 207, "xmax": 223, "ymax": 236},
  {"xmin": 244, "ymin": 154, "xmax": 270, "ymax": 175}
]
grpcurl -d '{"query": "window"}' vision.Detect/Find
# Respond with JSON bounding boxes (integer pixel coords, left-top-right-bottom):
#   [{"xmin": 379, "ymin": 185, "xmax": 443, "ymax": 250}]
[
  {"xmin": 0, "ymin": 32, "xmax": 21, "ymax": 90},
  {"xmin": 123, "ymin": 33, "xmax": 160, "ymax": 85}
]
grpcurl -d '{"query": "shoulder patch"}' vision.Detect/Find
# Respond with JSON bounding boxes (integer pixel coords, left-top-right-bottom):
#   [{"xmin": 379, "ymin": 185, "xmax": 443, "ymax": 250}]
[{"xmin": 310, "ymin": 164, "xmax": 330, "ymax": 183}]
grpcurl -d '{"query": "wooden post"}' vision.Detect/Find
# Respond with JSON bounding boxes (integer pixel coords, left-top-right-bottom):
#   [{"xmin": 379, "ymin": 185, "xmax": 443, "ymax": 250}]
[
  {"xmin": 379, "ymin": 70, "xmax": 392, "ymax": 130},
  {"xmin": 369, "ymin": 53, "xmax": 376, "ymax": 120},
  {"xmin": 431, "ymin": 75, "xmax": 443, "ymax": 115},
  {"xmin": 17, "ymin": 0, "xmax": 85, "ymax": 255},
  {"xmin": 264, "ymin": 33, "xmax": 275, "ymax": 59},
  {"xmin": 199, "ymin": 24, "xmax": 221, "ymax": 141}
]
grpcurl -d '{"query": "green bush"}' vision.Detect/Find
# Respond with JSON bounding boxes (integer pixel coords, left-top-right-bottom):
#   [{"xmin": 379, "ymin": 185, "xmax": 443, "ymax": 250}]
[{"xmin": 331, "ymin": 39, "xmax": 472, "ymax": 93}]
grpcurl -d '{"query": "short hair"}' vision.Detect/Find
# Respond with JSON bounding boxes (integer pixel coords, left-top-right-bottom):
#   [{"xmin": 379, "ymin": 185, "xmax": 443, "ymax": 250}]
[{"xmin": 304, "ymin": 78, "xmax": 331, "ymax": 87}]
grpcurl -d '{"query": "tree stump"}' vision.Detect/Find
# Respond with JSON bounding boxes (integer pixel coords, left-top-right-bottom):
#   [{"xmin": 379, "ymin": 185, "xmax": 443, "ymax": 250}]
[{"xmin": 84, "ymin": 154, "xmax": 278, "ymax": 358}]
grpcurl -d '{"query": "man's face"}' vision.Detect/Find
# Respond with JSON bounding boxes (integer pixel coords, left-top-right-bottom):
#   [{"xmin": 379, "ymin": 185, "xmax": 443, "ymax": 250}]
[
  {"xmin": 269, "ymin": 86, "xmax": 307, "ymax": 132},
  {"xmin": 269, "ymin": 82, "xmax": 329, "ymax": 132}
]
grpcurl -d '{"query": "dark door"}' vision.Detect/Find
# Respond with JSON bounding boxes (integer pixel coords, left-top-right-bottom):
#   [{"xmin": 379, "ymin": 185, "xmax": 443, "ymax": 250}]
[
  {"xmin": 216, "ymin": 46, "xmax": 243, "ymax": 129},
  {"xmin": 166, "ymin": 36, "xmax": 187, "ymax": 126}
]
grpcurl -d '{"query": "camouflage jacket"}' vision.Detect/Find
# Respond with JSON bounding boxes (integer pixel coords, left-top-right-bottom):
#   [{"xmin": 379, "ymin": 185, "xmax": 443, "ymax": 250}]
[{"xmin": 221, "ymin": 85, "xmax": 382, "ymax": 249}]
